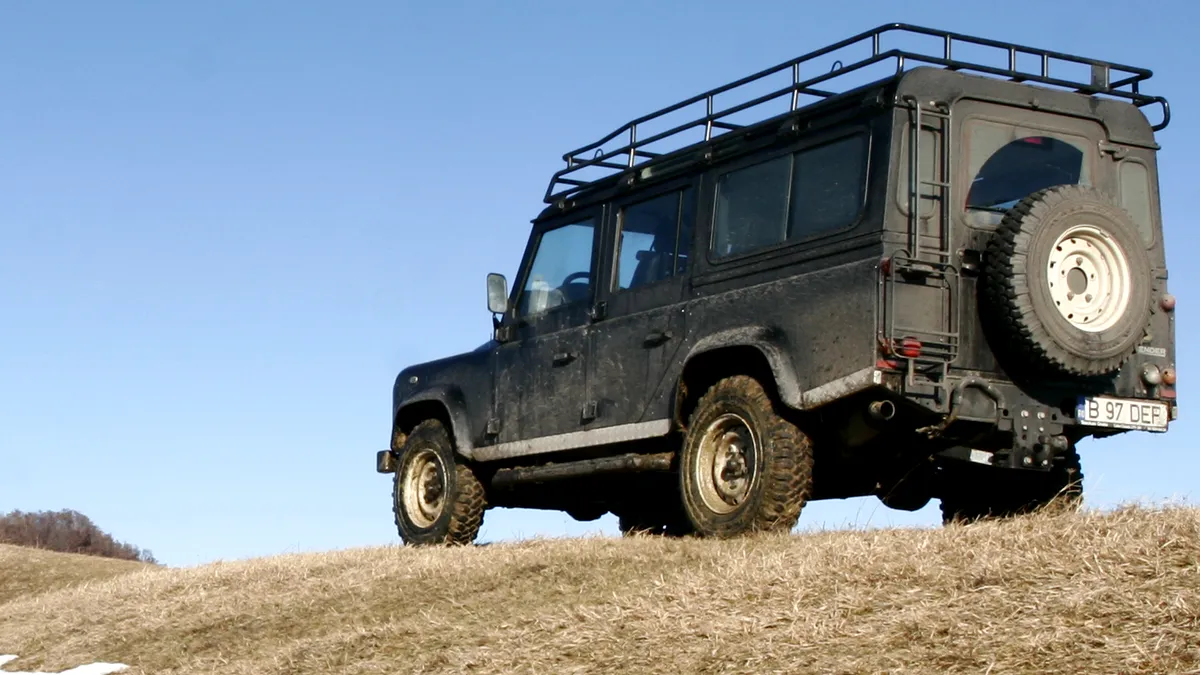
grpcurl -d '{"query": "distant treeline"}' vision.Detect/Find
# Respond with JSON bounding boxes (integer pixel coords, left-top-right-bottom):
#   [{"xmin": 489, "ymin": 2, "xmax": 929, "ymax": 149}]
[{"xmin": 0, "ymin": 509, "xmax": 157, "ymax": 564}]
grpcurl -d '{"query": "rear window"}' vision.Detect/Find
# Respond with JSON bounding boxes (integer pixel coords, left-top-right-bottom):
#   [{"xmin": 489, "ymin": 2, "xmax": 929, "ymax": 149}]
[
  {"xmin": 1119, "ymin": 160, "xmax": 1155, "ymax": 246},
  {"xmin": 964, "ymin": 122, "xmax": 1091, "ymax": 226}
]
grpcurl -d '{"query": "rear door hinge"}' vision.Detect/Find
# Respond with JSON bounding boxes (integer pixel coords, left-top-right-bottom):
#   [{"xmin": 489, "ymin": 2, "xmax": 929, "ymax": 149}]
[
  {"xmin": 1099, "ymin": 141, "xmax": 1128, "ymax": 160},
  {"xmin": 486, "ymin": 418, "xmax": 501, "ymax": 436}
]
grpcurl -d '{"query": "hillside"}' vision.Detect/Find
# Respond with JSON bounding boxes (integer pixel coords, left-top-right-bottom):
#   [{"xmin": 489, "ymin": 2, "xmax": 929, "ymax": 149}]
[
  {"xmin": 1, "ymin": 506, "xmax": 1197, "ymax": 674},
  {"xmin": 0, "ymin": 543, "xmax": 151, "ymax": 606}
]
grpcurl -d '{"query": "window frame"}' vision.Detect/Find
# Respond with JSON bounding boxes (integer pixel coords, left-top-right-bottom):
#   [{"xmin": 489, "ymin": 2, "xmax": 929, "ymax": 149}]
[{"xmin": 704, "ymin": 128, "xmax": 872, "ymax": 266}]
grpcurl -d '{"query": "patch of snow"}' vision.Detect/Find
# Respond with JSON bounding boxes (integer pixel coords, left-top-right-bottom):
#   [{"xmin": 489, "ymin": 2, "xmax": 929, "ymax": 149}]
[{"xmin": 0, "ymin": 655, "xmax": 127, "ymax": 675}]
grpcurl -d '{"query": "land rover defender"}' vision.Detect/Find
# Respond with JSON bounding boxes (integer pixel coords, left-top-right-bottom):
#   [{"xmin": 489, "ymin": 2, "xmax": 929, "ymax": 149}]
[{"xmin": 377, "ymin": 24, "xmax": 1176, "ymax": 544}]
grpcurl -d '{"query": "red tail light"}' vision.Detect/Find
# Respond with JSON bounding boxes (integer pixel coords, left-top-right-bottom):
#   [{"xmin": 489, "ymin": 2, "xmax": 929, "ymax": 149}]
[{"xmin": 896, "ymin": 337, "xmax": 922, "ymax": 359}]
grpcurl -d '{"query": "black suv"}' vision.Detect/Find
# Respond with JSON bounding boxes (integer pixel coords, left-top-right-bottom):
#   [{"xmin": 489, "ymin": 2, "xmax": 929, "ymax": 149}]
[{"xmin": 377, "ymin": 24, "xmax": 1177, "ymax": 545}]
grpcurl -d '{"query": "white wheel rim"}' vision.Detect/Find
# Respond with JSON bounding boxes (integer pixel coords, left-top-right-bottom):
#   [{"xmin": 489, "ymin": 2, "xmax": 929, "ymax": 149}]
[
  {"xmin": 402, "ymin": 449, "xmax": 446, "ymax": 528},
  {"xmin": 1046, "ymin": 225, "xmax": 1131, "ymax": 333},
  {"xmin": 693, "ymin": 413, "xmax": 758, "ymax": 515}
]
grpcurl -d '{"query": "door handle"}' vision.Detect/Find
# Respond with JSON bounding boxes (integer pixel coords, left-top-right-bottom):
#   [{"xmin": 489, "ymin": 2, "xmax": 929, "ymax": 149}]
[
  {"xmin": 552, "ymin": 351, "xmax": 577, "ymax": 366},
  {"xmin": 643, "ymin": 329, "xmax": 674, "ymax": 347}
]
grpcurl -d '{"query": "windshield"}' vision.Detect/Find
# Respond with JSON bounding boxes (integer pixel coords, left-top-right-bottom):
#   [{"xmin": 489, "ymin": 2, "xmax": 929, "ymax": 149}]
[{"xmin": 965, "ymin": 123, "xmax": 1090, "ymax": 221}]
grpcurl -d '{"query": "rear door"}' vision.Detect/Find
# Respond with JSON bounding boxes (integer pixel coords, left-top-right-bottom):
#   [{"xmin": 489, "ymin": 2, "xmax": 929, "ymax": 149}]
[
  {"xmin": 588, "ymin": 183, "xmax": 695, "ymax": 428},
  {"xmin": 950, "ymin": 103, "xmax": 1109, "ymax": 374}
]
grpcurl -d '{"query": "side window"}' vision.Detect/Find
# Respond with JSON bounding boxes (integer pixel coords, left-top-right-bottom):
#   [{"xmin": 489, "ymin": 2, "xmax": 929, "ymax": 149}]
[
  {"xmin": 1119, "ymin": 160, "xmax": 1154, "ymax": 246},
  {"xmin": 614, "ymin": 187, "xmax": 695, "ymax": 291},
  {"xmin": 711, "ymin": 134, "xmax": 867, "ymax": 258},
  {"xmin": 518, "ymin": 218, "xmax": 596, "ymax": 318},
  {"xmin": 790, "ymin": 134, "xmax": 869, "ymax": 238},
  {"xmin": 712, "ymin": 155, "xmax": 790, "ymax": 257}
]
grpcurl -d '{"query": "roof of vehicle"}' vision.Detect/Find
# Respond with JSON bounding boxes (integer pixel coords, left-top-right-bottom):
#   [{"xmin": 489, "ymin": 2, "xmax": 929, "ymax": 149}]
[{"xmin": 540, "ymin": 23, "xmax": 1169, "ymax": 212}]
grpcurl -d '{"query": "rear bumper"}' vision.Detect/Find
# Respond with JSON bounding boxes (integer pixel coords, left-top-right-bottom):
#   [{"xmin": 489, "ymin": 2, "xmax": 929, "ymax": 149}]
[{"xmin": 868, "ymin": 368, "xmax": 1177, "ymax": 470}]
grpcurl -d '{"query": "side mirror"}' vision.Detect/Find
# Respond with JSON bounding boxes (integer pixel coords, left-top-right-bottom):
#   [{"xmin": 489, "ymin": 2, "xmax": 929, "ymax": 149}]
[{"xmin": 486, "ymin": 273, "xmax": 508, "ymax": 315}]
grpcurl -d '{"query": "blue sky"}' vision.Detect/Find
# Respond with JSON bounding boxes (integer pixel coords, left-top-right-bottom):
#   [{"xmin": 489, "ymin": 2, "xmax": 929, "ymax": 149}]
[{"xmin": 2, "ymin": 1, "xmax": 1196, "ymax": 567}]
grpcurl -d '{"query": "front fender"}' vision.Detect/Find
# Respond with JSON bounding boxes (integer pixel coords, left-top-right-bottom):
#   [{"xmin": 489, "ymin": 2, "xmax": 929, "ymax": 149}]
[
  {"xmin": 393, "ymin": 384, "xmax": 476, "ymax": 458},
  {"xmin": 684, "ymin": 326, "xmax": 805, "ymax": 409}
]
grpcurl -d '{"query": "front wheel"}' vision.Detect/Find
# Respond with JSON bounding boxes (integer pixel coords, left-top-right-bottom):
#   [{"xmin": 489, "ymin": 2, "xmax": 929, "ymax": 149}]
[
  {"xmin": 679, "ymin": 375, "xmax": 813, "ymax": 538},
  {"xmin": 393, "ymin": 419, "xmax": 487, "ymax": 546}
]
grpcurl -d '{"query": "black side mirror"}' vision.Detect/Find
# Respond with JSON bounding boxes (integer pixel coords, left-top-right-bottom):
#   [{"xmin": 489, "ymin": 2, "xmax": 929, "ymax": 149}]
[{"xmin": 487, "ymin": 273, "xmax": 508, "ymax": 315}]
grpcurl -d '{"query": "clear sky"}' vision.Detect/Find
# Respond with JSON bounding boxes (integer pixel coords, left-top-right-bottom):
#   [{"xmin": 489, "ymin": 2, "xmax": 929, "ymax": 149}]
[{"xmin": 2, "ymin": 1, "xmax": 1196, "ymax": 568}]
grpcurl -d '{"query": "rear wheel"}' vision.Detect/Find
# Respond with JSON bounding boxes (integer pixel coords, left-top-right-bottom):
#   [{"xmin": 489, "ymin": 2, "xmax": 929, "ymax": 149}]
[
  {"xmin": 393, "ymin": 419, "xmax": 487, "ymax": 546},
  {"xmin": 679, "ymin": 375, "xmax": 813, "ymax": 538},
  {"xmin": 939, "ymin": 448, "xmax": 1083, "ymax": 524}
]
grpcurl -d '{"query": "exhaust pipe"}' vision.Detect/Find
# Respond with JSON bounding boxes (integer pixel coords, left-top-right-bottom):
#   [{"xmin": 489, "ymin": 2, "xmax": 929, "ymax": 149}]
[{"xmin": 868, "ymin": 400, "xmax": 896, "ymax": 423}]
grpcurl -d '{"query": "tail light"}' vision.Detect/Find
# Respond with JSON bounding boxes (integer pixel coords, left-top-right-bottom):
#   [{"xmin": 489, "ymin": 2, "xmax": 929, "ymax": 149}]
[{"xmin": 896, "ymin": 337, "xmax": 923, "ymax": 359}]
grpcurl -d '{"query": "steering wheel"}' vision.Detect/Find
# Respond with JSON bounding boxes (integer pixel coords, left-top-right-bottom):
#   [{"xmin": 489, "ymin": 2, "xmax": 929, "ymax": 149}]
[{"xmin": 561, "ymin": 271, "xmax": 590, "ymax": 286}]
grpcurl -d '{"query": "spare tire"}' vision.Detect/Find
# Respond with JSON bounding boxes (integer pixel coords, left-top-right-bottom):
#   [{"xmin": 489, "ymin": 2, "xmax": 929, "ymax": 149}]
[{"xmin": 982, "ymin": 185, "xmax": 1152, "ymax": 377}]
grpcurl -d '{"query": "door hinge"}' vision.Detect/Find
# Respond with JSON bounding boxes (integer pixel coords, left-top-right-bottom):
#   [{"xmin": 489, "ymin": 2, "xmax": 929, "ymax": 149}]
[
  {"xmin": 1099, "ymin": 140, "xmax": 1128, "ymax": 160},
  {"xmin": 580, "ymin": 400, "xmax": 598, "ymax": 423},
  {"xmin": 589, "ymin": 301, "xmax": 607, "ymax": 322},
  {"xmin": 486, "ymin": 418, "xmax": 501, "ymax": 436}
]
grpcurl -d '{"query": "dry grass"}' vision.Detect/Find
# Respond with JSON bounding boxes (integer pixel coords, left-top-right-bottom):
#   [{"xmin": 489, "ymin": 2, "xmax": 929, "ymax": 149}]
[
  {"xmin": 1, "ymin": 505, "xmax": 1197, "ymax": 674},
  {"xmin": 0, "ymin": 543, "xmax": 151, "ymax": 606}
]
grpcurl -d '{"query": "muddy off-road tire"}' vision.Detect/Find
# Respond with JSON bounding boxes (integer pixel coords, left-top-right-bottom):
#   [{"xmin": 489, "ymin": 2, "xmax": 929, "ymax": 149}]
[
  {"xmin": 393, "ymin": 419, "xmax": 486, "ymax": 546},
  {"xmin": 940, "ymin": 448, "xmax": 1084, "ymax": 524},
  {"xmin": 982, "ymin": 185, "xmax": 1153, "ymax": 377},
  {"xmin": 679, "ymin": 375, "xmax": 813, "ymax": 537}
]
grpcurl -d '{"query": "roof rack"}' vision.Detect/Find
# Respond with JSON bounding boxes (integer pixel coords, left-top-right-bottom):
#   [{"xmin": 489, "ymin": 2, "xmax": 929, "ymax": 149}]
[{"xmin": 544, "ymin": 23, "xmax": 1170, "ymax": 204}]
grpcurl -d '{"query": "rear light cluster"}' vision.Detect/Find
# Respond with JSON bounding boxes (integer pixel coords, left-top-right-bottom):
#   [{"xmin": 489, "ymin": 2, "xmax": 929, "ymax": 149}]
[
  {"xmin": 1141, "ymin": 360, "xmax": 1176, "ymax": 400},
  {"xmin": 1156, "ymin": 295, "xmax": 1176, "ymax": 398},
  {"xmin": 896, "ymin": 337, "xmax": 922, "ymax": 359},
  {"xmin": 877, "ymin": 337, "xmax": 923, "ymax": 370}
]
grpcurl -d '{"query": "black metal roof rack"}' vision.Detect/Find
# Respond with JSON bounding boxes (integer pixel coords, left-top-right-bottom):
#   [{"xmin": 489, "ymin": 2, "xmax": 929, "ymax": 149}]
[{"xmin": 543, "ymin": 23, "xmax": 1170, "ymax": 205}]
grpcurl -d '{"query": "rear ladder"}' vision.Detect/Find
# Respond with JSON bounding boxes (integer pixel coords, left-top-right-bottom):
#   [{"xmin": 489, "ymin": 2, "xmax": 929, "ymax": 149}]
[{"xmin": 878, "ymin": 97, "xmax": 960, "ymax": 401}]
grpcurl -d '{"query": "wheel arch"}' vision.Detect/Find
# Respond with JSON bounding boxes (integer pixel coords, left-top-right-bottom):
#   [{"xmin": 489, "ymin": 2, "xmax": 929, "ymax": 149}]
[
  {"xmin": 675, "ymin": 328, "xmax": 804, "ymax": 428},
  {"xmin": 392, "ymin": 386, "xmax": 476, "ymax": 459}
]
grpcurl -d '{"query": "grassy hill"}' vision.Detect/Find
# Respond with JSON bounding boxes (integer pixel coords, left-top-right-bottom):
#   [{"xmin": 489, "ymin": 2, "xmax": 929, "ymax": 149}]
[
  {"xmin": 1, "ymin": 506, "xmax": 1197, "ymax": 674},
  {"xmin": 0, "ymin": 543, "xmax": 151, "ymax": 605}
]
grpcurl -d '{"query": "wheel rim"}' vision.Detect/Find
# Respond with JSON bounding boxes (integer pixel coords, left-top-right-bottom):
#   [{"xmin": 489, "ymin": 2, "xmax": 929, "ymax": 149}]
[
  {"xmin": 1046, "ymin": 224, "xmax": 1132, "ymax": 333},
  {"xmin": 693, "ymin": 413, "xmax": 758, "ymax": 515},
  {"xmin": 401, "ymin": 449, "xmax": 446, "ymax": 529}
]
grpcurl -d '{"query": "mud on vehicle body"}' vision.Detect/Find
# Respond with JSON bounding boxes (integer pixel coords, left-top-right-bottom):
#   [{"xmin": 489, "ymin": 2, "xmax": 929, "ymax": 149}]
[{"xmin": 378, "ymin": 24, "xmax": 1177, "ymax": 544}]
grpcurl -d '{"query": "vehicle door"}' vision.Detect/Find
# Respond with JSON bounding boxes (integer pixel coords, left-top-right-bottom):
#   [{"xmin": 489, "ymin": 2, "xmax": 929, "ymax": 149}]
[
  {"xmin": 492, "ymin": 210, "xmax": 601, "ymax": 449},
  {"xmin": 588, "ymin": 183, "xmax": 695, "ymax": 428}
]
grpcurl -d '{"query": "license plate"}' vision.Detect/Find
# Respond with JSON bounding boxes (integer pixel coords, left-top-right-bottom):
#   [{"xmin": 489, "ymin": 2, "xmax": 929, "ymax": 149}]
[{"xmin": 1077, "ymin": 396, "xmax": 1169, "ymax": 432}]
